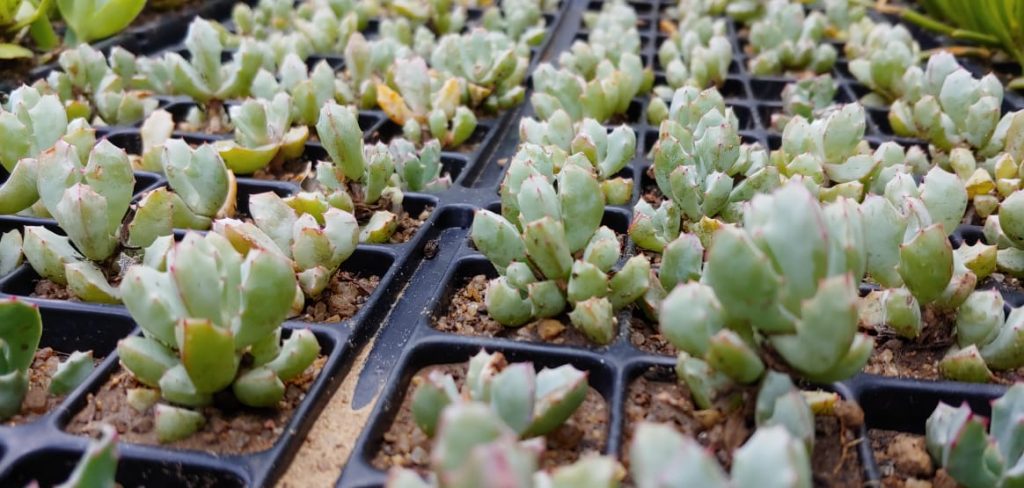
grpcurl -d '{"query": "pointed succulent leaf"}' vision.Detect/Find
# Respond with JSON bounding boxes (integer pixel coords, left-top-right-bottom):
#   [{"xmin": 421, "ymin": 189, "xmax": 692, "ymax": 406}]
[
  {"xmin": 154, "ymin": 403, "xmax": 206, "ymax": 443},
  {"xmin": 22, "ymin": 226, "xmax": 83, "ymax": 285},
  {"xmin": 898, "ymin": 224, "xmax": 953, "ymax": 304},
  {"xmin": 117, "ymin": 336, "xmax": 179, "ymax": 388},
  {"xmin": 412, "ymin": 370, "xmax": 460, "ymax": 438},
  {"xmin": 568, "ymin": 296, "xmax": 616, "ymax": 345}
]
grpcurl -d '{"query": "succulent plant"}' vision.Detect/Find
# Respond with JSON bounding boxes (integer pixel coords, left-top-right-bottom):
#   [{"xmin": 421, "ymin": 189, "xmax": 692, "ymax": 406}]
[
  {"xmin": 934, "ymin": 289, "xmax": 1024, "ymax": 382},
  {"xmin": 631, "ymin": 86, "xmax": 775, "ymax": 252},
  {"xmin": 41, "ymin": 44, "xmax": 159, "ymax": 126},
  {"xmin": 745, "ymin": 0, "xmax": 836, "ymax": 76},
  {"xmin": 772, "ymin": 102, "xmax": 928, "ymax": 197},
  {"xmin": 231, "ymin": 0, "xmax": 364, "ymax": 49},
  {"xmin": 117, "ymin": 232, "xmax": 320, "ymax": 442},
  {"xmin": 473, "ymin": 153, "xmax": 649, "ymax": 344},
  {"xmin": 250, "ymin": 54, "xmax": 342, "ymax": 127},
  {"xmin": 212, "ymin": 93, "xmax": 311, "ymax": 175},
  {"xmin": 386, "ymin": 0, "xmax": 466, "ymax": 35},
  {"xmin": 127, "ymin": 138, "xmax": 234, "ymax": 248},
  {"xmin": 530, "ymin": 2, "xmax": 652, "ymax": 123},
  {"xmin": 0, "ymin": 230, "xmax": 23, "ymax": 278},
  {"xmin": 213, "ymin": 190, "xmax": 359, "ymax": 300},
  {"xmin": 410, "ymin": 350, "xmax": 589, "ymax": 439},
  {"xmin": 0, "ymin": 298, "xmax": 42, "ymax": 420},
  {"xmin": 479, "ymin": 0, "xmax": 552, "ymax": 45},
  {"xmin": 0, "ymin": 86, "xmax": 97, "ymax": 217},
  {"xmin": 656, "ymin": 16, "xmax": 733, "ymax": 90},
  {"xmin": 19, "ymin": 139, "xmax": 137, "ymax": 303},
  {"xmin": 856, "ymin": 168, "xmax": 979, "ymax": 350},
  {"xmin": 822, "ymin": 0, "xmax": 865, "ymax": 36},
  {"xmin": 844, "ymin": 19, "xmax": 920, "ymax": 105},
  {"xmin": 579, "ymin": 0, "xmax": 641, "ymax": 65},
  {"xmin": 631, "ymin": 422, "xmax": 811, "ymax": 488},
  {"xmin": 925, "ymin": 383, "xmax": 1024, "ymax": 488},
  {"xmin": 334, "ymin": 32, "xmax": 410, "ymax": 110},
  {"xmin": 47, "ymin": 423, "xmax": 119, "ymax": 488},
  {"xmin": 157, "ymin": 19, "xmax": 264, "ymax": 131},
  {"xmin": 889, "ymin": 52, "xmax": 1016, "ymax": 154},
  {"xmin": 57, "ymin": 0, "xmax": 145, "ymax": 45},
  {"xmin": 660, "ymin": 182, "xmax": 873, "ymax": 384},
  {"xmin": 430, "ymin": 29, "xmax": 529, "ymax": 112},
  {"xmin": 771, "ymin": 74, "xmax": 838, "ymax": 129},
  {"xmin": 375, "ymin": 56, "xmax": 479, "ymax": 147},
  {"xmin": 386, "ymin": 402, "xmax": 623, "ymax": 488},
  {"xmin": 518, "ymin": 112, "xmax": 636, "ymax": 205}
]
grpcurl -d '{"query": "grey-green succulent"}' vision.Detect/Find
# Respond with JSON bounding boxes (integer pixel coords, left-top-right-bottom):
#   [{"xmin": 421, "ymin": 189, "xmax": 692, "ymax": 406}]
[
  {"xmin": 659, "ymin": 182, "xmax": 873, "ymax": 384},
  {"xmin": 657, "ymin": 16, "xmax": 732, "ymax": 90},
  {"xmin": 474, "ymin": 151, "xmax": 650, "ymax": 344},
  {"xmin": 212, "ymin": 93, "xmax": 311, "ymax": 175},
  {"xmin": 771, "ymin": 74, "xmax": 838, "ymax": 129},
  {"xmin": 925, "ymin": 383, "xmax": 1024, "ymax": 488},
  {"xmin": 631, "ymin": 86, "xmax": 775, "ymax": 252},
  {"xmin": 844, "ymin": 19, "xmax": 920, "ymax": 105},
  {"xmin": 386, "ymin": 402, "xmax": 623, "ymax": 488},
  {"xmin": 42, "ymin": 44, "xmax": 159, "ymax": 126},
  {"xmin": 889, "ymin": 52, "xmax": 1014, "ymax": 154},
  {"xmin": 430, "ymin": 29, "xmax": 529, "ymax": 112},
  {"xmin": 745, "ymin": 0, "xmax": 836, "ymax": 76},
  {"xmin": 117, "ymin": 232, "xmax": 320, "ymax": 442},
  {"xmin": 22, "ymin": 139, "xmax": 136, "ymax": 303},
  {"xmin": 409, "ymin": 350, "xmax": 589, "ymax": 439},
  {"xmin": 375, "ymin": 56, "xmax": 478, "ymax": 147},
  {"xmin": 518, "ymin": 112, "xmax": 636, "ymax": 205}
]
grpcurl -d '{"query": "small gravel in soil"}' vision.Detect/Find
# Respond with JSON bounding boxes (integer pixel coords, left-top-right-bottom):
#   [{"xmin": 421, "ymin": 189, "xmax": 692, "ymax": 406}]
[
  {"xmin": 863, "ymin": 306, "xmax": 1024, "ymax": 383},
  {"xmin": 433, "ymin": 274, "xmax": 596, "ymax": 346},
  {"xmin": 870, "ymin": 429, "xmax": 959, "ymax": 488},
  {"xmin": 371, "ymin": 363, "xmax": 608, "ymax": 472},
  {"xmin": 67, "ymin": 356, "xmax": 326, "ymax": 455},
  {"xmin": 5, "ymin": 348, "xmax": 98, "ymax": 426},
  {"xmin": 299, "ymin": 271, "xmax": 380, "ymax": 323}
]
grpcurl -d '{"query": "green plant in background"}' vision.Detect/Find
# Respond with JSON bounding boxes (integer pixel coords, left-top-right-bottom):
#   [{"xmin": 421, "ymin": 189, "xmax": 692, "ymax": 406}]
[
  {"xmin": 745, "ymin": 0, "xmax": 836, "ymax": 76},
  {"xmin": 375, "ymin": 57, "xmax": 478, "ymax": 147},
  {"xmin": 480, "ymin": 0, "xmax": 554, "ymax": 45},
  {"xmin": 925, "ymin": 383, "xmax": 1024, "ymax": 488},
  {"xmin": 770, "ymin": 74, "xmax": 838, "ymax": 130},
  {"xmin": 632, "ymin": 86, "xmax": 775, "ymax": 252},
  {"xmin": 429, "ymin": 29, "xmax": 529, "ymax": 112},
  {"xmin": 21, "ymin": 139, "xmax": 136, "ymax": 304},
  {"xmin": 409, "ymin": 350, "xmax": 589, "ymax": 439},
  {"xmin": 656, "ymin": 16, "xmax": 733, "ymax": 90},
  {"xmin": 250, "ymin": 54, "xmax": 342, "ymax": 127},
  {"xmin": 385, "ymin": 0, "xmax": 466, "ymax": 36},
  {"xmin": 473, "ymin": 152, "xmax": 651, "ymax": 344},
  {"xmin": 117, "ymin": 232, "xmax": 321, "ymax": 442},
  {"xmin": 334, "ymin": 32, "xmax": 408, "ymax": 110},
  {"xmin": 40, "ymin": 44, "xmax": 159, "ymax": 125},
  {"xmin": 889, "ymin": 52, "xmax": 1017, "ymax": 154},
  {"xmin": 844, "ymin": 19, "xmax": 920, "ymax": 105},
  {"xmin": 56, "ymin": 0, "xmax": 145, "ymax": 45},
  {"xmin": 155, "ymin": 18, "xmax": 264, "ymax": 131},
  {"xmin": 530, "ymin": 1, "xmax": 653, "ymax": 123},
  {"xmin": 213, "ymin": 93, "xmax": 311, "ymax": 175},
  {"xmin": 518, "ymin": 112, "xmax": 636, "ymax": 205},
  {"xmin": 386, "ymin": 402, "xmax": 623, "ymax": 488},
  {"xmin": 0, "ymin": 0, "xmax": 58, "ymax": 58},
  {"xmin": 659, "ymin": 182, "xmax": 873, "ymax": 387}
]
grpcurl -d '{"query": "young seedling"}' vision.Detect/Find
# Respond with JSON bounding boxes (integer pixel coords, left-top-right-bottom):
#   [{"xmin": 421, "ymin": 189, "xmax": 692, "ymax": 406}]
[{"xmin": 117, "ymin": 232, "xmax": 320, "ymax": 442}]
